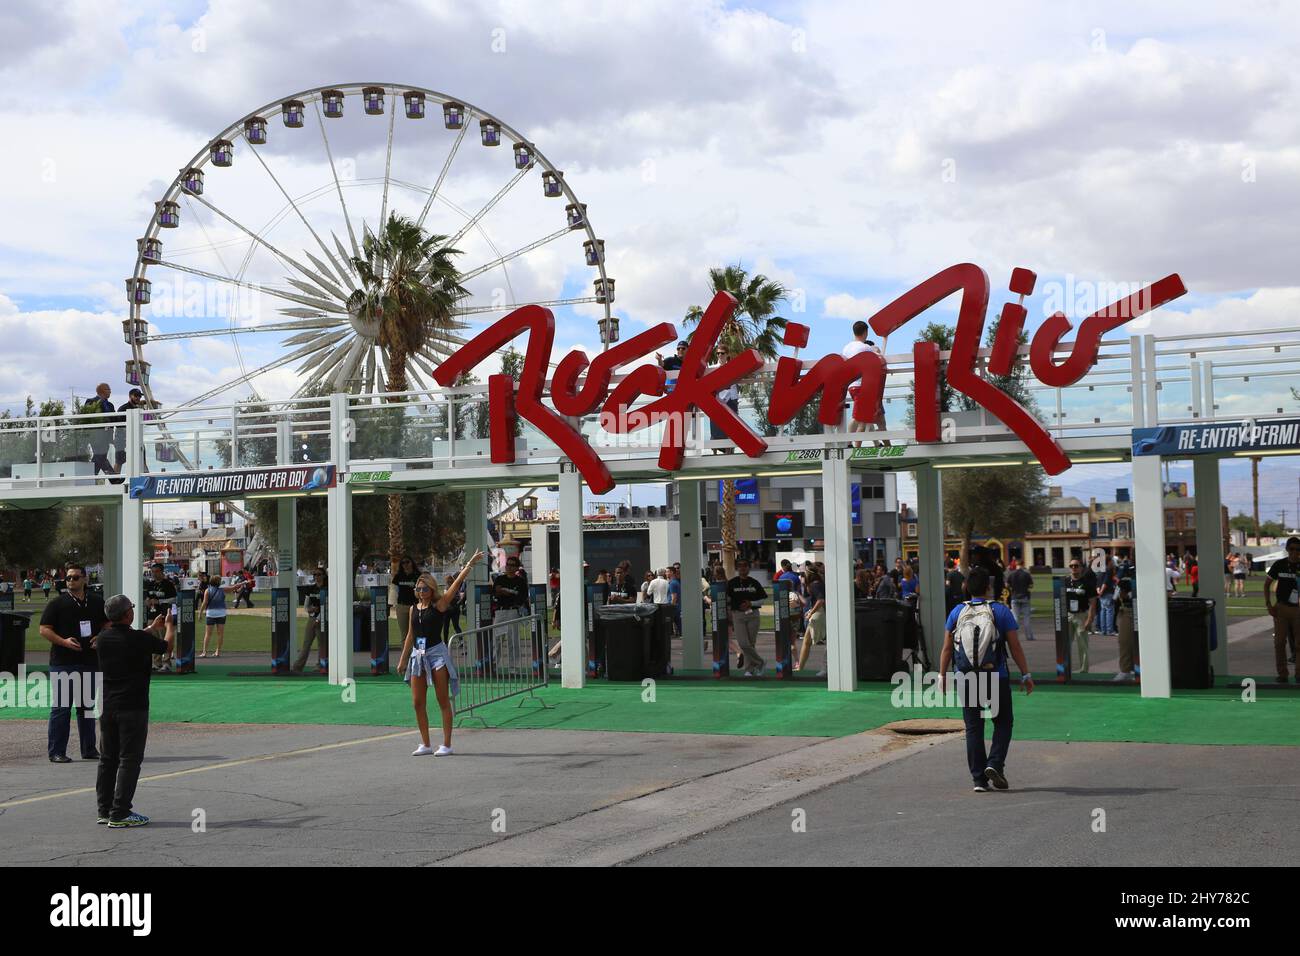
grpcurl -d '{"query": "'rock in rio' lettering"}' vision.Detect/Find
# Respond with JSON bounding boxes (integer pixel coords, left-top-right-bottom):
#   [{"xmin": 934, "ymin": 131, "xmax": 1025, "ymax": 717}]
[{"xmin": 431, "ymin": 263, "xmax": 1187, "ymax": 494}]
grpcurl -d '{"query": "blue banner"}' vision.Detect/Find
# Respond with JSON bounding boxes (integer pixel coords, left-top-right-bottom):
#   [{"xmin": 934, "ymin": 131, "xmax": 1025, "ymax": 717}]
[
  {"xmin": 1132, "ymin": 420, "xmax": 1300, "ymax": 457},
  {"xmin": 129, "ymin": 465, "xmax": 336, "ymax": 500}
]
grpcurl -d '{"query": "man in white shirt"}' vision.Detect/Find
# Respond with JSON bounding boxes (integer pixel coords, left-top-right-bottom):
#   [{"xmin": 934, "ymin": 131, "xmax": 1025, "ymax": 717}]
[
  {"xmin": 1165, "ymin": 565, "xmax": 1182, "ymax": 594},
  {"xmin": 648, "ymin": 569, "xmax": 672, "ymax": 605},
  {"xmin": 841, "ymin": 320, "xmax": 889, "ymax": 445}
]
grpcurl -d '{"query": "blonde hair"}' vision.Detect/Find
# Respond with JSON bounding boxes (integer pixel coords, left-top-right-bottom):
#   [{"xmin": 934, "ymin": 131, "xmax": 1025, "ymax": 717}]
[{"xmin": 415, "ymin": 572, "xmax": 442, "ymax": 602}]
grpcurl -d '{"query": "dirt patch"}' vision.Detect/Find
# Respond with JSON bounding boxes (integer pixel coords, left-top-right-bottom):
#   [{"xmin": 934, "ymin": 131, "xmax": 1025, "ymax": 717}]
[{"xmin": 876, "ymin": 718, "xmax": 964, "ymax": 736}]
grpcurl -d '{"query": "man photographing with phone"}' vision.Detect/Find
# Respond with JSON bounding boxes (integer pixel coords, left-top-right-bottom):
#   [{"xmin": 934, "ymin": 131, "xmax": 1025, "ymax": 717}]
[{"xmin": 94, "ymin": 594, "xmax": 171, "ymax": 828}]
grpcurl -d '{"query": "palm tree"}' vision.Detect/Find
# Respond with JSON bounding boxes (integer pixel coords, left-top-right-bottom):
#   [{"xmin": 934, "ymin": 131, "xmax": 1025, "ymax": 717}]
[
  {"xmin": 349, "ymin": 214, "xmax": 468, "ymax": 569},
  {"xmin": 683, "ymin": 265, "xmax": 788, "ymax": 577}
]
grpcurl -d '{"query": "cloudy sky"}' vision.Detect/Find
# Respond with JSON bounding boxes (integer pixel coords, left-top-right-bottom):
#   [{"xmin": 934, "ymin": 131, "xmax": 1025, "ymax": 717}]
[{"xmin": 2, "ymin": 0, "xmax": 1298, "ymax": 523}]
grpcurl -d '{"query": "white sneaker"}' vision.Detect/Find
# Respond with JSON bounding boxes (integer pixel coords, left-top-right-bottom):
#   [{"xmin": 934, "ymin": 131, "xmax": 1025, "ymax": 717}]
[
  {"xmin": 1111, "ymin": 671, "xmax": 1135, "ymax": 682},
  {"xmin": 434, "ymin": 745, "xmax": 454, "ymax": 756},
  {"xmin": 412, "ymin": 744, "xmax": 434, "ymax": 756},
  {"xmin": 742, "ymin": 670, "xmax": 756, "ymax": 678}
]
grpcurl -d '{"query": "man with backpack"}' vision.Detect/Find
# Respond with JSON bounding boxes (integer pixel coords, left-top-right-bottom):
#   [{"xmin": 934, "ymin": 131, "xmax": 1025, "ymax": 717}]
[{"xmin": 939, "ymin": 566, "xmax": 1034, "ymax": 793}]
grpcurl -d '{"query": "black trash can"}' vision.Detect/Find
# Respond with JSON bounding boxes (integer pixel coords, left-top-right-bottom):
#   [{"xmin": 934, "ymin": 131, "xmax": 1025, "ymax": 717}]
[
  {"xmin": 855, "ymin": 599, "xmax": 908, "ymax": 681},
  {"xmin": 599, "ymin": 603, "xmax": 659, "ymax": 681},
  {"xmin": 1168, "ymin": 597, "xmax": 1214, "ymax": 689},
  {"xmin": 352, "ymin": 601, "xmax": 372, "ymax": 653},
  {"xmin": 0, "ymin": 610, "xmax": 33, "ymax": 676}
]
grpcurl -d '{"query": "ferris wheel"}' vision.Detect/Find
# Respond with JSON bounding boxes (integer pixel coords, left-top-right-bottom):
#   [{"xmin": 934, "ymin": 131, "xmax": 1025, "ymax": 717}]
[{"xmin": 123, "ymin": 83, "xmax": 614, "ymax": 411}]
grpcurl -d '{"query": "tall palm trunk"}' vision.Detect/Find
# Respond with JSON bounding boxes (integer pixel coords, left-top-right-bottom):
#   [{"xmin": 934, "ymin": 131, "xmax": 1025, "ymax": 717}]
[
  {"xmin": 385, "ymin": 345, "xmax": 408, "ymax": 569},
  {"xmin": 721, "ymin": 478, "xmax": 738, "ymax": 577}
]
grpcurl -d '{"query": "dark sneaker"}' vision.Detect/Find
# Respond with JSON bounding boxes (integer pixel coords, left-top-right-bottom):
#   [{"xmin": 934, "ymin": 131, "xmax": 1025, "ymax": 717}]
[
  {"xmin": 107, "ymin": 813, "xmax": 150, "ymax": 828},
  {"xmin": 984, "ymin": 766, "xmax": 1009, "ymax": 790},
  {"xmin": 83, "ymin": 751, "xmax": 101, "ymax": 760},
  {"xmin": 972, "ymin": 780, "xmax": 989, "ymax": 792},
  {"xmin": 49, "ymin": 755, "xmax": 72, "ymax": 764}
]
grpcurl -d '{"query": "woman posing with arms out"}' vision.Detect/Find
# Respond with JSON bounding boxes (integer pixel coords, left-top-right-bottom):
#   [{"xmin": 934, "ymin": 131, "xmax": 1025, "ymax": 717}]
[
  {"xmin": 397, "ymin": 552, "xmax": 483, "ymax": 757},
  {"xmin": 197, "ymin": 573, "xmax": 241, "ymax": 658}
]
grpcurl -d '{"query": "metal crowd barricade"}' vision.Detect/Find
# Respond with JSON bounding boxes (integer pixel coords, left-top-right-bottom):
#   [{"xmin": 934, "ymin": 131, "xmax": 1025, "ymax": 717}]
[{"xmin": 447, "ymin": 612, "xmax": 550, "ymax": 727}]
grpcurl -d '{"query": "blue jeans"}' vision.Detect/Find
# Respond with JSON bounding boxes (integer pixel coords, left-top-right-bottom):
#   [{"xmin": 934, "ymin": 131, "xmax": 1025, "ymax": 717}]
[
  {"xmin": 962, "ymin": 674, "xmax": 1013, "ymax": 784},
  {"xmin": 1098, "ymin": 595, "xmax": 1116, "ymax": 635},
  {"xmin": 48, "ymin": 664, "xmax": 98, "ymax": 759}
]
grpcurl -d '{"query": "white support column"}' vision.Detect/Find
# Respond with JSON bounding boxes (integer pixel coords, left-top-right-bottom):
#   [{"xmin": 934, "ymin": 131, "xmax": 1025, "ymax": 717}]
[
  {"xmin": 275, "ymin": 420, "xmax": 296, "ymax": 590},
  {"xmin": 822, "ymin": 450, "xmax": 856, "ymax": 691},
  {"xmin": 559, "ymin": 467, "xmax": 585, "ymax": 689},
  {"xmin": 115, "ymin": 407, "xmax": 145, "ymax": 611},
  {"xmin": 915, "ymin": 463, "xmax": 947, "ymax": 668},
  {"xmin": 119, "ymin": 497, "xmax": 144, "ymax": 619},
  {"xmin": 463, "ymin": 488, "xmax": 490, "ymax": 588},
  {"xmin": 678, "ymin": 479, "xmax": 704, "ymax": 671},
  {"xmin": 1133, "ymin": 453, "xmax": 1171, "ymax": 698},
  {"xmin": 1194, "ymin": 455, "xmax": 1229, "ymax": 676},
  {"xmin": 325, "ymin": 393, "xmax": 352, "ymax": 686},
  {"xmin": 102, "ymin": 502, "xmax": 122, "ymax": 597}
]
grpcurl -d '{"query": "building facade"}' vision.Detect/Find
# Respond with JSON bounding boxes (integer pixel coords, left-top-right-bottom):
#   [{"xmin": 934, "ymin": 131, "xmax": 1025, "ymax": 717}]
[{"xmin": 900, "ymin": 486, "xmax": 1229, "ymax": 571}]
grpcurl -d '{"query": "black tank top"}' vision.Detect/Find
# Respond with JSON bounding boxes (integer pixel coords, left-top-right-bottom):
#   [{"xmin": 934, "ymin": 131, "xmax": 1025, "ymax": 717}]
[{"xmin": 411, "ymin": 604, "xmax": 446, "ymax": 644}]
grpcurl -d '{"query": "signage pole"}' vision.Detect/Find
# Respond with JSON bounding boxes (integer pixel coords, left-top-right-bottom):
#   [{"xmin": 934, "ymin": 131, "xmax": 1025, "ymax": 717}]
[
  {"xmin": 1193, "ymin": 456, "xmax": 1229, "ymax": 676},
  {"xmin": 1052, "ymin": 576, "xmax": 1070, "ymax": 683},
  {"xmin": 773, "ymin": 579, "xmax": 793, "ymax": 679},
  {"xmin": 271, "ymin": 587, "xmax": 291, "ymax": 674},
  {"xmin": 370, "ymin": 585, "xmax": 390, "ymax": 675},
  {"xmin": 710, "ymin": 581, "xmax": 729, "ymax": 677},
  {"xmin": 175, "ymin": 589, "xmax": 196, "ymax": 673}
]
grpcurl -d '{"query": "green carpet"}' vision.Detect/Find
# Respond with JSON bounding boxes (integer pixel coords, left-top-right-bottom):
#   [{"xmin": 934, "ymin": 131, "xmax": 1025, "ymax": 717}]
[{"xmin": 2, "ymin": 667, "xmax": 1298, "ymax": 745}]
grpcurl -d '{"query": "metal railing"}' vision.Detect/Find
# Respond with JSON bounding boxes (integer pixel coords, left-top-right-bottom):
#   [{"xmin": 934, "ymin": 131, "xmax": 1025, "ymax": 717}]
[{"xmin": 445, "ymin": 613, "xmax": 551, "ymax": 726}]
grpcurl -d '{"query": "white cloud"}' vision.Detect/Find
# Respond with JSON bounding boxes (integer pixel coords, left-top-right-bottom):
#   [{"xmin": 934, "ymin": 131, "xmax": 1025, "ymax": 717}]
[{"xmin": 822, "ymin": 293, "xmax": 879, "ymax": 320}]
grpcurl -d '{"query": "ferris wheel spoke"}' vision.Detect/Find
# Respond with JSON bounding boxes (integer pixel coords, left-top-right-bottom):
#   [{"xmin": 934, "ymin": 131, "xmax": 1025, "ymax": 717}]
[
  {"xmin": 306, "ymin": 339, "xmax": 357, "ymax": 385},
  {"xmin": 454, "ymin": 296, "xmax": 599, "ymax": 316},
  {"xmin": 440, "ymin": 167, "xmax": 531, "ymax": 252},
  {"xmin": 152, "ymin": 259, "xmax": 347, "ymax": 314},
  {"xmin": 459, "ymin": 226, "xmax": 572, "ymax": 283},
  {"xmin": 186, "ymin": 191, "xmax": 346, "ymax": 302},
  {"xmin": 415, "ymin": 120, "xmax": 470, "ymax": 232},
  {"xmin": 243, "ymin": 135, "xmax": 358, "ymax": 291},
  {"xmin": 379, "ymin": 90, "xmax": 397, "ymax": 230},
  {"xmin": 362, "ymin": 346, "xmax": 378, "ymax": 395},
  {"xmin": 297, "ymin": 333, "xmax": 356, "ymax": 378},
  {"xmin": 314, "ymin": 98, "xmax": 363, "ymax": 263},
  {"xmin": 328, "ymin": 336, "xmax": 370, "ymax": 392},
  {"xmin": 177, "ymin": 340, "xmax": 338, "ymax": 409},
  {"xmin": 149, "ymin": 318, "xmax": 343, "ymax": 343}
]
